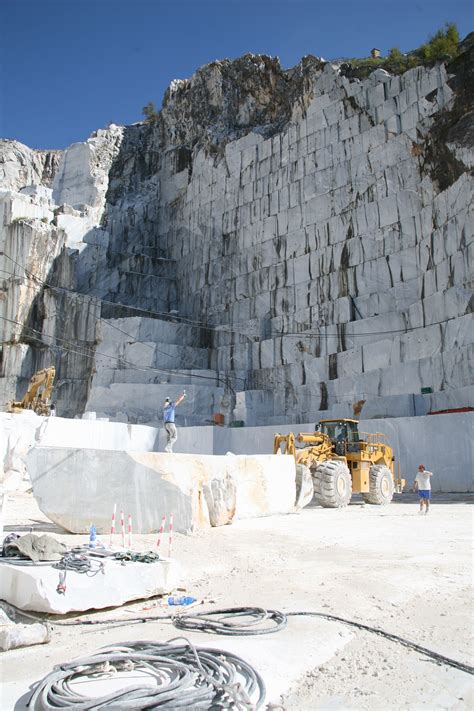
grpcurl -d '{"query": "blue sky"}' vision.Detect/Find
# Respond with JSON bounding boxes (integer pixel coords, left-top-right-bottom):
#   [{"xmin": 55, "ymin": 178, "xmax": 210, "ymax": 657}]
[{"xmin": 1, "ymin": 0, "xmax": 472, "ymax": 149}]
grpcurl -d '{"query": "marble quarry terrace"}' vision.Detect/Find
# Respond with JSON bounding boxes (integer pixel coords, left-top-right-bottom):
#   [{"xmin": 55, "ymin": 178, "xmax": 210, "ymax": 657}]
[{"xmin": 0, "ymin": 48, "xmax": 472, "ymax": 426}]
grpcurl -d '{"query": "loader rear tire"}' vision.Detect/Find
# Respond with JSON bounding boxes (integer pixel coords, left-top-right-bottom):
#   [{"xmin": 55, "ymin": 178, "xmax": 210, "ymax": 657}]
[
  {"xmin": 313, "ymin": 460, "xmax": 352, "ymax": 508},
  {"xmin": 362, "ymin": 464, "xmax": 394, "ymax": 505}
]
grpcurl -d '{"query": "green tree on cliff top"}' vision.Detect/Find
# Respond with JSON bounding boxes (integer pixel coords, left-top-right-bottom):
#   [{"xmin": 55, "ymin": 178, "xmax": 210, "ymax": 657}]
[
  {"xmin": 416, "ymin": 23, "xmax": 460, "ymax": 62},
  {"xmin": 142, "ymin": 101, "xmax": 159, "ymax": 125}
]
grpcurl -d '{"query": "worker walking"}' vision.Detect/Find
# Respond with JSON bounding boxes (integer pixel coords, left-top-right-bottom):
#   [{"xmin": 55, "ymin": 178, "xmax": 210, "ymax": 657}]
[
  {"xmin": 413, "ymin": 464, "xmax": 433, "ymax": 514},
  {"xmin": 163, "ymin": 391, "xmax": 186, "ymax": 453}
]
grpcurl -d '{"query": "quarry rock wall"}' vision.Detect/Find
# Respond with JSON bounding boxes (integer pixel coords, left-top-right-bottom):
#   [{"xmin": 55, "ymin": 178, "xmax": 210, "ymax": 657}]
[{"xmin": 0, "ymin": 49, "xmax": 472, "ymax": 425}]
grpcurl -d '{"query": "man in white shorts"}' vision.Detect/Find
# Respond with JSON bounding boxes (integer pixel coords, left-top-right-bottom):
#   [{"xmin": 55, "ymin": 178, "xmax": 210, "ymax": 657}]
[{"xmin": 413, "ymin": 464, "xmax": 433, "ymax": 514}]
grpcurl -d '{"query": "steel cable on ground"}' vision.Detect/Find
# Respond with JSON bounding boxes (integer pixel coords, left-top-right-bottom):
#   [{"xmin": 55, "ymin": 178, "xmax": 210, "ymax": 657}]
[
  {"xmin": 27, "ymin": 637, "xmax": 266, "ymax": 710},
  {"xmin": 167, "ymin": 608, "xmax": 474, "ymax": 676},
  {"xmin": 285, "ymin": 611, "xmax": 474, "ymax": 676},
  {"xmin": 7, "ymin": 602, "xmax": 473, "ymax": 677}
]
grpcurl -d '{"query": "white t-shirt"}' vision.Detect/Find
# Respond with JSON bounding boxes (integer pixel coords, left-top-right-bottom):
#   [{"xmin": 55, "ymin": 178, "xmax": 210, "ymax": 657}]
[{"xmin": 415, "ymin": 470, "xmax": 432, "ymax": 490}]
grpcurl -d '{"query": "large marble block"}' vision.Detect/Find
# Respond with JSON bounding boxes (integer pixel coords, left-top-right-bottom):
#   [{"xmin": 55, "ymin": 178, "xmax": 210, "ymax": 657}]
[{"xmin": 27, "ymin": 448, "xmax": 298, "ymax": 534}]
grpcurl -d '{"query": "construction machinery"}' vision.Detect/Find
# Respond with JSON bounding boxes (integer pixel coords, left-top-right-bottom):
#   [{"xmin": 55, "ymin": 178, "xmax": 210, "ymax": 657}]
[
  {"xmin": 7, "ymin": 367, "xmax": 56, "ymax": 416},
  {"xmin": 274, "ymin": 418, "xmax": 405, "ymax": 508}
]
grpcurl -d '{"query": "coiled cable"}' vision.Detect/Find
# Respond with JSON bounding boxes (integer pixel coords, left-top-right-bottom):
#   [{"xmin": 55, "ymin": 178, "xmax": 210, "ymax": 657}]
[
  {"xmin": 53, "ymin": 553, "xmax": 105, "ymax": 576},
  {"xmin": 53, "ymin": 552, "xmax": 105, "ymax": 595},
  {"xmin": 172, "ymin": 606, "xmax": 287, "ymax": 636},
  {"xmin": 27, "ymin": 637, "xmax": 266, "ymax": 710}
]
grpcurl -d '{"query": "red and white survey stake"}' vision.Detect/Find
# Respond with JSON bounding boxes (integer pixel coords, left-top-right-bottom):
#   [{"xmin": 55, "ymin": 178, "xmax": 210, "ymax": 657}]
[
  {"xmin": 168, "ymin": 512, "xmax": 174, "ymax": 558},
  {"xmin": 156, "ymin": 515, "xmax": 166, "ymax": 549},
  {"xmin": 120, "ymin": 510, "xmax": 125, "ymax": 548},
  {"xmin": 128, "ymin": 513, "xmax": 133, "ymax": 549},
  {"xmin": 109, "ymin": 504, "xmax": 117, "ymax": 546}
]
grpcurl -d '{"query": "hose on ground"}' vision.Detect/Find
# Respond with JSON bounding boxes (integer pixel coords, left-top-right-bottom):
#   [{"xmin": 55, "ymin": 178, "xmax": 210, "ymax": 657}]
[{"xmin": 27, "ymin": 637, "xmax": 266, "ymax": 710}]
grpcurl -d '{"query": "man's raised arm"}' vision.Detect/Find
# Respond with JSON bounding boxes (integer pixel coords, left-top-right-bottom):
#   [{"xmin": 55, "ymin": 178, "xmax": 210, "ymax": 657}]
[{"xmin": 175, "ymin": 390, "xmax": 186, "ymax": 407}]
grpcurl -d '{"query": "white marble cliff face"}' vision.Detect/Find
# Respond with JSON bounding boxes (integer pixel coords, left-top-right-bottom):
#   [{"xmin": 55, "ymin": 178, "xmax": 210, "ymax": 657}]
[
  {"xmin": 0, "ymin": 141, "xmax": 61, "ymax": 193},
  {"xmin": 0, "ymin": 52, "xmax": 472, "ymax": 424}
]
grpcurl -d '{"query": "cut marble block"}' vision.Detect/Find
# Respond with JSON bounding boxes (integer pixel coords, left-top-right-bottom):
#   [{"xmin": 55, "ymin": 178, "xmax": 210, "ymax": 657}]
[
  {"xmin": 27, "ymin": 448, "xmax": 298, "ymax": 534},
  {"xmin": 0, "ymin": 556, "xmax": 179, "ymax": 614}
]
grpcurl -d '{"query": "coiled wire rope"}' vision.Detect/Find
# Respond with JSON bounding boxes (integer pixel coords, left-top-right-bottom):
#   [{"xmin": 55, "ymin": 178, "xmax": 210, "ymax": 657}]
[
  {"xmin": 172, "ymin": 606, "xmax": 287, "ymax": 636},
  {"xmin": 19, "ymin": 605, "xmax": 474, "ymax": 709},
  {"xmin": 52, "ymin": 552, "xmax": 105, "ymax": 595},
  {"xmin": 27, "ymin": 637, "xmax": 266, "ymax": 710}
]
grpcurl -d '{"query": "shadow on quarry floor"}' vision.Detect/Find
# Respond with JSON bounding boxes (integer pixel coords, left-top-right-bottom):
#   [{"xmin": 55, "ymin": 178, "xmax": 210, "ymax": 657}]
[
  {"xmin": 14, "ymin": 690, "xmax": 30, "ymax": 711},
  {"xmin": 307, "ymin": 493, "xmax": 473, "ymax": 508},
  {"xmin": 3, "ymin": 519, "xmax": 67, "ymax": 534},
  {"xmin": 385, "ymin": 492, "xmax": 474, "ymax": 505}
]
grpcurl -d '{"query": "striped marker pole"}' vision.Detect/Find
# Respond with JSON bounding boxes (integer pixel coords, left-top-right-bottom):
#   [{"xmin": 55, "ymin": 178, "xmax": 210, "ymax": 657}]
[
  {"xmin": 109, "ymin": 504, "xmax": 117, "ymax": 546},
  {"xmin": 120, "ymin": 510, "xmax": 125, "ymax": 548},
  {"xmin": 168, "ymin": 513, "xmax": 174, "ymax": 559},
  {"xmin": 128, "ymin": 513, "xmax": 133, "ymax": 549},
  {"xmin": 156, "ymin": 515, "xmax": 166, "ymax": 549}
]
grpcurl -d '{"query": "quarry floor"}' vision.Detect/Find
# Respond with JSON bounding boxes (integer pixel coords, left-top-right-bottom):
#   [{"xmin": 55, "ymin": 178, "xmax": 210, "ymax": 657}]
[{"xmin": 1, "ymin": 491, "xmax": 473, "ymax": 710}]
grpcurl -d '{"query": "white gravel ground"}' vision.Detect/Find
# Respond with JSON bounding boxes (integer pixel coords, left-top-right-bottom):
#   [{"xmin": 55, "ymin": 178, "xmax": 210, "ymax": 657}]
[{"xmin": 1, "ymin": 490, "xmax": 473, "ymax": 710}]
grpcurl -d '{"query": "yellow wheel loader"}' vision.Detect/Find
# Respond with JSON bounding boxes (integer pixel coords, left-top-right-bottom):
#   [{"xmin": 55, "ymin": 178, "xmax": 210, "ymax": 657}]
[
  {"xmin": 274, "ymin": 419, "xmax": 405, "ymax": 508},
  {"xmin": 7, "ymin": 367, "xmax": 56, "ymax": 416}
]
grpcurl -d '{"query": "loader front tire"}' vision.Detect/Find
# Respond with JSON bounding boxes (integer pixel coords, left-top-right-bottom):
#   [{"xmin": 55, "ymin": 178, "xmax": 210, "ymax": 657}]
[
  {"xmin": 313, "ymin": 460, "xmax": 352, "ymax": 508},
  {"xmin": 363, "ymin": 464, "xmax": 394, "ymax": 505},
  {"xmin": 295, "ymin": 464, "xmax": 314, "ymax": 510}
]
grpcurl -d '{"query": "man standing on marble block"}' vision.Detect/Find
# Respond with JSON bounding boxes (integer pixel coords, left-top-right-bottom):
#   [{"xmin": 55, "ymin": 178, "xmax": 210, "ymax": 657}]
[{"xmin": 163, "ymin": 391, "xmax": 186, "ymax": 452}]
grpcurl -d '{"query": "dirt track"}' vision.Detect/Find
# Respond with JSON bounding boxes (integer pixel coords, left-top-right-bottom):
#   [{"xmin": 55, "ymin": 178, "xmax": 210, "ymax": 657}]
[{"xmin": 2, "ymin": 491, "xmax": 473, "ymax": 709}]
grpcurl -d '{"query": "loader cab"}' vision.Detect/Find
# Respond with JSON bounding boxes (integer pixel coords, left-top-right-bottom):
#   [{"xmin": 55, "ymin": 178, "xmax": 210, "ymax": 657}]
[{"xmin": 317, "ymin": 419, "xmax": 360, "ymax": 454}]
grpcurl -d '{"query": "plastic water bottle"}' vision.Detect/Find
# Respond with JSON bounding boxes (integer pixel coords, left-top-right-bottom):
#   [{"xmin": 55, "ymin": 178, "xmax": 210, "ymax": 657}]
[
  {"xmin": 89, "ymin": 525, "xmax": 97, "ymax": 548},
  {"xmin": 167, "ymin": 595, "xmax": 196, "ymax": 606}
]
